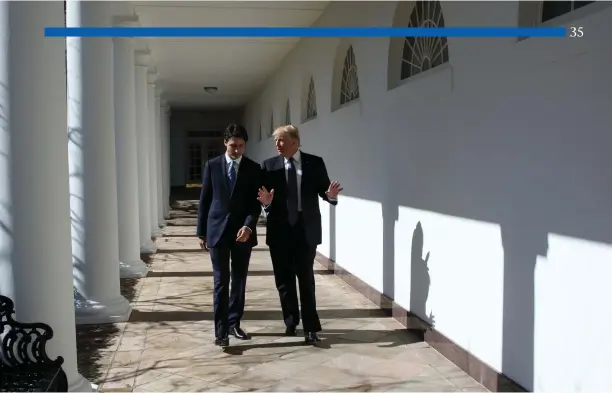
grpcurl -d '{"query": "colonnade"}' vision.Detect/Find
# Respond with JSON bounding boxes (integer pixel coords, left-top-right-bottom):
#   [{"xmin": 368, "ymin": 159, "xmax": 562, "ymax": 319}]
[{"xmin": 0, "ymin": 2, "xmax": 172, "ymax": 391}]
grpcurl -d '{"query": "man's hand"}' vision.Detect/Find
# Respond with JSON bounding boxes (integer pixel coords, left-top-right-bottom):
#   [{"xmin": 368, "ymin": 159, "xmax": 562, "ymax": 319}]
[
  {"xmin": 236, "ymin": 227, "xmax": 251, "ymax": 243},
  {"xmin": 257, "ymin": 187, "xmax": 275, "ymax": 206},
  {"xmin": 198, "ymin": 237, "xmax": 209, "ymax": 251},
  {"xmin": 325, "ymin": 181, "xmax": 343, "ymax": 199}
]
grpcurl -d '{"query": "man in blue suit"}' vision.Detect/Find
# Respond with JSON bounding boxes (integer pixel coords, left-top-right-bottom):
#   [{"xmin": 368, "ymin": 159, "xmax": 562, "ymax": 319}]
[{"xmin": 196, "ymin": 124, "xmax": 261, "ymax": 347}]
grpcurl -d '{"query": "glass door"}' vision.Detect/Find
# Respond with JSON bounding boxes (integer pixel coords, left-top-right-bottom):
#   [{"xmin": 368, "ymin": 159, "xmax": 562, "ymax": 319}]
[{"xmin": 186, "ymin": 142, "xmax": 203, "ymax": 184}]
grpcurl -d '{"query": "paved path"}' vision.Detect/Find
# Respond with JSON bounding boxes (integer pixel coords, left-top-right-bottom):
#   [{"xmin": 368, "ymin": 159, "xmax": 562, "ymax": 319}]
[{"xmin": 77, "ymin": 199, "xmax": 488, "ymax": 392}]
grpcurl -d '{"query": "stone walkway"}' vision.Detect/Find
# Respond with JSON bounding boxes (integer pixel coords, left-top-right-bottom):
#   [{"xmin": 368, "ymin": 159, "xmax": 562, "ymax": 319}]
[{"xmin": 76, "ymin": 199, "xmax": 488, "ymax": 392}]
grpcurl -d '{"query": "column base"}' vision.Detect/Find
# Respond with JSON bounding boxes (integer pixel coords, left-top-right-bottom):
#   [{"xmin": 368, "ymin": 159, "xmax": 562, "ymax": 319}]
[
  {"xmin": 152, "ymin": 228, "xmax": 163, "ymax": 238},
  {"xmin": 140, "ymin": 240, "xmax": 157, "ymax": 254},
  {"xmin": 120, "ymin": 259, "xmax": 149, "ymax": 278},
  {"xmin": 68, "ymin": 373, "xmax": 94, "ymax": 392},
  {"xmin": 74, "ymin": 294, "xmax": 132, "ymax": 325}
]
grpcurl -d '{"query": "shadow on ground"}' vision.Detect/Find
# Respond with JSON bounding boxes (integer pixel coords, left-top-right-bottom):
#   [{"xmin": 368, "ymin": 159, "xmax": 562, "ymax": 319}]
[{"xmin": 75, "ymin": 261, "xmax": 149, "ymax": 383}]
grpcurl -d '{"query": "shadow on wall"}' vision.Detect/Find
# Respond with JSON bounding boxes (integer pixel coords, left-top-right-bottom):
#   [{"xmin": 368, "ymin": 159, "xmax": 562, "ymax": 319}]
[
  {"xmin": 410, "ymin": 222, "xmax": 434, "ymax": 325},
  {"xmin": 329, "ymin": 204, "xmax": 337, "ymax": 261},
  {"xmin": 382, "ymin": 200, "xmax": 397, "ymax": 301},
  {"xmin": 499, "ymin": 226, "xmax": 545, "ymax": 391}
]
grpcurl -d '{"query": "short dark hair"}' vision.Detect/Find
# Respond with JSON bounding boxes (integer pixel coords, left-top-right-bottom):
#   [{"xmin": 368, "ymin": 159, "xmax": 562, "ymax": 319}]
[{"xmin": 224, "ymin": 124, "xmax": 248, "ymax": 143}]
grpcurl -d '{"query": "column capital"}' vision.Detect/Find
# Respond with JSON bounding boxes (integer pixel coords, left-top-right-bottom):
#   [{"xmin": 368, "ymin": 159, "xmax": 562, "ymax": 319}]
[
  {"xmin": 134, "ymin": 49, "xmax": 150, "ymax": 67},
  {"xmin": 147, "ymin": 69, "xmax": 158, "ymax": 84},
  {"xmin": 155, "ymin": 86, "xmax": 164, "ymax": 98},
  {"xmin": 161, "ymin": 101, "xmax": 171, "ymax": 114}
]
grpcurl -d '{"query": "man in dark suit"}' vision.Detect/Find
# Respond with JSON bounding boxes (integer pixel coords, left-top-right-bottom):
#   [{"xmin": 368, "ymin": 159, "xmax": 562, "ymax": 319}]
[
  {"xmin": 257, "ymin": 125, "xmax": 342, "ymax": 344},
  {"xmin": 196, "ymin": 124, "xmax": 261, "ymax": 347}
]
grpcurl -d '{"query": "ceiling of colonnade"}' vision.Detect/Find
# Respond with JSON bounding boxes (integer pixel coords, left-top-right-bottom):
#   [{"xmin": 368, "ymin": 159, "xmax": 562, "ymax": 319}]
[{"xmin": 130, "ymin": 1, "xmax": 329, "ymax": 108}]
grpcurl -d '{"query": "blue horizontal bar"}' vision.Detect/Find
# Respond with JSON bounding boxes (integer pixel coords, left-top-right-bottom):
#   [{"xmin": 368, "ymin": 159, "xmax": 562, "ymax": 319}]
[{"xmin": 45, "ymin": 26, "xmax": 567, "ymax": 38}]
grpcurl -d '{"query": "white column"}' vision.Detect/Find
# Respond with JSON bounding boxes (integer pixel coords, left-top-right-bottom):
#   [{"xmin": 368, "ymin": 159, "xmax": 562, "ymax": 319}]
[
  {"xmin": 147, "ymin": 70, "xmax": 162, "ymax": 238},
  {"xmin": 67, "ymin": 0, "xmax": 131, "ymax": 324},
  {"xmin": 154, "ymin": 88, "xmax": 165, "ymax": 227},
  {"xmin": 0, "ymin": 0, "xmax": 12, "ymax": 298},
  {"xmin": 113, "ymin": 16, "xmax": 148, "ymax": 278},
  {"xmin": 1, "ymin": 2, "xmax": 92, "ymax": 391},
  {"xmin": 165, "ymin": 107, "xmax": 172, "ymax": 214},
  {"xmin": 161, "ymin": 103, "xmax": 171, "ymax": 218},
  {"xmin": 134, "ymin": 51, "xmax": 157, "ymax": 253}
]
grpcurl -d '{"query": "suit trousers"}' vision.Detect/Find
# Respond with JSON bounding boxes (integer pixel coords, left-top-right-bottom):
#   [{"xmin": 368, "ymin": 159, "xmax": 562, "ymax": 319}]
[
  {"xmin": 269, "ymin": 215, "xmax": 321, "ymax": 332},
  {"xmin": 209, "ymin": 230, "xmax": 252, "ymax": 337}
]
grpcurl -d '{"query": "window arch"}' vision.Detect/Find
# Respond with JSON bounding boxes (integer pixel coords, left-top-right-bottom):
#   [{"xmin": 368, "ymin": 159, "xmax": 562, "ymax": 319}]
[
  {"xmin": 518, "ymin": 0, "xmax": 601, "ymax": 29},
  {"xmin": 285, "ymin": 99, "xmax": 291, "ymax": 125},
  {"xmin": 303, "ymin": 76, "xmax": 317, "ymax": 121},
  {"xmin": 541, "ymin": 0, "xmax": 594, "ymax": 22},
  {"xmin": 387, "ymin": 1, "xmax": 452, "ymax": 90},
  {"xmin": 340, "ymin": 46, "xmax": 360, "ymax": 105},
  {"xmin": 307, "ymin": 78, "xmax": 317, "ymax": 118},
  {"xmin": 331, "ymin": 41, "xmax": 361, "ymax": 111},
  {"xmin": 401, "ymin": 0, "xmax": 449, "ymax": 81}
]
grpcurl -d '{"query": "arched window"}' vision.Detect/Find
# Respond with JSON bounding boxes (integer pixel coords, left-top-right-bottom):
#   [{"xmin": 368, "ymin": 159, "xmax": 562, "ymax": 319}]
[
  {"xmin": 541, "ymin": 0, "xmax": 594, "ymax": 22},
  {"xmin": 401, "ymin": 0, "xmax": 449, "ymax": 81},
  {"xmin": 285, "ymin": 100, "xmax": 291, "ymax": 125},
  {"xmin": 340, "ymin": 46, "xmax": 360, "ymax": 105},
  {"xmin": 518, "ymin": 1, "xmax": 602, "ymax": 36},
  {"xmin": 306, "ymin": 77, "xmax": 317, "ymax": 120}
]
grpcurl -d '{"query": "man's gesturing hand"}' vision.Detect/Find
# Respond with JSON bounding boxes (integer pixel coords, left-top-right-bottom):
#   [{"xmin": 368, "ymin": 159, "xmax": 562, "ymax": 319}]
[
  {"xmin": 236, "ymin": 227, "xmax": 251, "ymax": 243},
  {"xmin": 257, "ymin": 186, "xmax": 275, "ymax": 206},
  {"xmin": 325, "ymin": 181, "xmax": 343, "ymax": 199}
]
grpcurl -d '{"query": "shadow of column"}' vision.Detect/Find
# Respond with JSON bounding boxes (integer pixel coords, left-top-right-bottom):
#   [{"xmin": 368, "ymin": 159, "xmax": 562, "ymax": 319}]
[
  {"xmin": 329, "ymin": 204, "xmax": 336, "ymax": 261},
  {"xmin": 382, "ymin": 202, "xmax": 398, "ymax": 300},
  {"xmin": 499, "ymin": 226, "xmax": 546, "ymax": 392}
]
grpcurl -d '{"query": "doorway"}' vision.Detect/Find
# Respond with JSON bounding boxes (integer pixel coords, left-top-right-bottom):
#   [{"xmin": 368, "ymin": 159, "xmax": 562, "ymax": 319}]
[
  {"xmin": 185, "ymin": 131, "xmax": 224, "ymax": 184},
  {"xmin": 186, "ymin": 141, "xmax": 203, "ymax": 184}
]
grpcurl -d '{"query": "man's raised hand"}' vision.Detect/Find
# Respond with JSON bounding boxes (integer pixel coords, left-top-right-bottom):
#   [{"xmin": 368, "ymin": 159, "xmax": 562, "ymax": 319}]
[
  {"xmin": 257, "ymin": 186, "xmax": 275, "ymax": 206},
  {"xmin": 325, "ymin": 181, "xmax": 343, "ymax": 199}
]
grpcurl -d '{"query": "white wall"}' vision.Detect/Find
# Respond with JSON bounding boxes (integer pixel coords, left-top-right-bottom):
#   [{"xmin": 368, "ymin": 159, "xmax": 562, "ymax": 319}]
[
  {"xmin": 243, "ymin": 2, "xmax": 612, "ymax": 391},
  {"xmin": 169, "ymin": 108, "xmax": 243, "ymax": 186}
]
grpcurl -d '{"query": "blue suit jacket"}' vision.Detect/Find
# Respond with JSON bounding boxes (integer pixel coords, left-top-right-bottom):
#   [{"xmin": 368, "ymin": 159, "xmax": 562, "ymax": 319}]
[{"xmin": 196, "ymin": 154, "xmax": 261, "ymax": 248}]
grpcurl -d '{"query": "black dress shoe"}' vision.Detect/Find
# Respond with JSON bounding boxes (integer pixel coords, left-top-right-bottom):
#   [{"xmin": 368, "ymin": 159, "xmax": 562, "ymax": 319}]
[
  {"xmin": 214, "ymin": 335, "xmax": 229, "ymax": 347},
  {"xmin": 285, "ymin": 326, "xmax": 297, "ymax": 336},
  {"xmin": 230, "ymin": 326, "xmax": 250, "ymax": 340},
  {"xmin": 304, "ymin": 332, "xmax": 321, "ymax": 344}
]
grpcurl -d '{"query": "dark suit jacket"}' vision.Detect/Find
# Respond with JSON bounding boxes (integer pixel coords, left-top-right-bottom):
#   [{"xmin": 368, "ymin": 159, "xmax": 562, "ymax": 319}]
[
  {"xmin": 261, "ymin": 151, "xmax": 337, "ymax": 247},
  {"xmin": 196, "ymin": 154, "xmax": 261, "ymax": 248}
]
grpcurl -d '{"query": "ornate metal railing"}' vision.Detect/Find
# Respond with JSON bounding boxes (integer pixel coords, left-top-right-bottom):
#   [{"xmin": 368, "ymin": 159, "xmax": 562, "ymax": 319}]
[{"xmin": 0, "ymin": 295, "xmax": 68, "ymax": 392}]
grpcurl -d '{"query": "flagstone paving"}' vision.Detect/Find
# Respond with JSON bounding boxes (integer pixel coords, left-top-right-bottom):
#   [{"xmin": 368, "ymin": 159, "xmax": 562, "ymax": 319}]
[{"xmin": 76, "ymin": 199, "xmax": 488, "ymax": 392}]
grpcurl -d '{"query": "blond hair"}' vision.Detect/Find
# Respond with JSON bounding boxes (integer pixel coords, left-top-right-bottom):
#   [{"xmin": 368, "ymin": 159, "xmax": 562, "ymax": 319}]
[{"xmin": 272, "ymin": 125, "xmax": 300, "ymax": 143}]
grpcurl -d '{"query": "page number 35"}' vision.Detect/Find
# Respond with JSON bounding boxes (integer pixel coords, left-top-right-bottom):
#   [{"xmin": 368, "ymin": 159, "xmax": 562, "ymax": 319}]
[{"xmin": 569, "ymin": 27, "xmax": 584, "ymax": 38}]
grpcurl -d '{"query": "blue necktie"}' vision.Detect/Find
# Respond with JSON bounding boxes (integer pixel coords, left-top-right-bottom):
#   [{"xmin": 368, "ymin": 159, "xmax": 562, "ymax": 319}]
[{"xmin": 228, "ymin": 160, "xmax": 237, "ymax": 191}]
